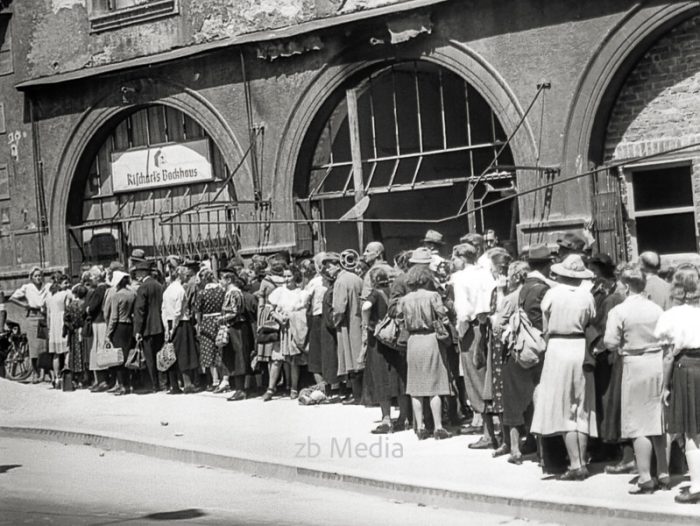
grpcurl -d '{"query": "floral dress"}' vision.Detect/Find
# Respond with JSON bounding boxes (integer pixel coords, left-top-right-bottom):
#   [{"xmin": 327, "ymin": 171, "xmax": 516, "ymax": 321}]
[
  {"xmin": 197, "ymin": 284, "xmax": 226, "ymax": 368},
  {"xmin": 64, "ymin": 298, "xmax": 86, "ymax": 374}
]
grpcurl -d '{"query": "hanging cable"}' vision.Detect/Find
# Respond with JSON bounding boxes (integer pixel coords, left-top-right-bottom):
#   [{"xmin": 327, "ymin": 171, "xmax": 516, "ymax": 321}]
[
  {"xmin": 458, "ymin": 82, "xmax": 550, "ymax": 214},
  {"xmin": 164, "ymin": 140, "xmax": 700, "ymax": 227}
]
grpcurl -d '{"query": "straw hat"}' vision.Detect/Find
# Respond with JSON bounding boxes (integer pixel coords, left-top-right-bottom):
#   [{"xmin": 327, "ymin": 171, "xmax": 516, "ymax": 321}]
[
  {"xmin": 409, "ymin": 247, "xmax": 433, "ymax": 265},
  {"xmin": 422, "ymin": 229, "xmax": 445, "ymax": 245},
  {"xmin": 550, "ymin": 254, "xmax": 594, "ymax": 279}
]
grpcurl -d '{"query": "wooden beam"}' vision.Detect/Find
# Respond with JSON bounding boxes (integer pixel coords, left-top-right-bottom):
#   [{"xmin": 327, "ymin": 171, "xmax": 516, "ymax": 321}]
[{"xmin": 346, "ymin": 87, "xmax": 365, "ymax": 249}]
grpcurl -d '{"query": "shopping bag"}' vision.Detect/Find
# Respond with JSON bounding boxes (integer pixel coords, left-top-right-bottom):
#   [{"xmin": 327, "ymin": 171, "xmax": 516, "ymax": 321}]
[
  {"xmin": 125, "ymin": 342, "xmax": 147, "ymax": 370},
  {"xmin": 156, "ymin": 342, "xmax": 177, "ymax": 372},
  {"xmin": 96, "ymin": 341, "xmax": 124, "ymax": 369}
]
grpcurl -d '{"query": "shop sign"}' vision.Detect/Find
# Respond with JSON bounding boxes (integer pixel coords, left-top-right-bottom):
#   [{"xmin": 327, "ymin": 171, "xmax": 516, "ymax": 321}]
[{"xmin": 111, "ymin": 139, "xmax": 213, "ymax": 193}]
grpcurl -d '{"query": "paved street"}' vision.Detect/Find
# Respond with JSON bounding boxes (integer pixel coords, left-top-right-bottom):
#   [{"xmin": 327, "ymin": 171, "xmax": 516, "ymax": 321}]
[{"xmin": 0, "ymin": 438, "xmax": 559, "ymax": 526}]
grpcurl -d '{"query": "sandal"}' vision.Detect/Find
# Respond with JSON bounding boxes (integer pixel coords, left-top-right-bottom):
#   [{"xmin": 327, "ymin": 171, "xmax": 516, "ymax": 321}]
[
  {"xmin": 507, "ymin": 454, "xmax": 523, "ymax": 465},
  {"xmin": 290, "ymin": 390, "xmax": 299, "ymax": 400},
  {"xmin": 492, "ymin": 444, "xmax": 510, "ymax": 458},
  {"xmin": 371, "ymin": 422, "xmax": 393, "ymax": 435},
  {"xmin": 261, "ymin": 389, "xmax": 274, "ymax": 402}
]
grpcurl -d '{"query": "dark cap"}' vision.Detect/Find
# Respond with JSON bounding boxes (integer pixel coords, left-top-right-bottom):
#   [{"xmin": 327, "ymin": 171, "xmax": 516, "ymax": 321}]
[
  {"xmin": 182, "ymin": 259, "xmax": 201, "ymax": 271},
  {"xmin": 132, "ymin": 260, "xmax": 154, "ymax": 272},
  {"xmin": 556, "ymin": 232, "xmax": 586, "ymax": 252},
  {"xmin": 527, "ymin": 243, "xmax": 552, "ymax": 262}
]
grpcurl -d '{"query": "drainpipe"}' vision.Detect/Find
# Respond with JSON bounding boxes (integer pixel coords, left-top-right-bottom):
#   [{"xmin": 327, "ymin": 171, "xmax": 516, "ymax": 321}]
[{"xmin": 28, "ymin": 93, "xmax": 46, "ymax": 267}]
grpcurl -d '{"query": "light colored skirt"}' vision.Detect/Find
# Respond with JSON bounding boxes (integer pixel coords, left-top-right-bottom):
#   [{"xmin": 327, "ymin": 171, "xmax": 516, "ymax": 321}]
[
  {"xmin": 25, "ymin": 316, "xmax": 46, "ymax": 359},
  {"xmin": 406, "ymin": 333, "xmax": 451, "ymax": 397},
  {"xmin": 620, "ymin": 351, "xmax": 664, "ymax": 439},
  {"xmin": 89, "ymin": 322, "xmax": 109, "ymax": 371},
  {"xmin": 531, "ymin": 337, "xmax": 598, "ymax": 437}
]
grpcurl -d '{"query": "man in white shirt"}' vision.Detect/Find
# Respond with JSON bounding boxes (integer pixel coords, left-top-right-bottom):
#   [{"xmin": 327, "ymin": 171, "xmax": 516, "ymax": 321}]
[{"xmin": 450, "ymin": 243, "xmax": 497, "ymax": 445}]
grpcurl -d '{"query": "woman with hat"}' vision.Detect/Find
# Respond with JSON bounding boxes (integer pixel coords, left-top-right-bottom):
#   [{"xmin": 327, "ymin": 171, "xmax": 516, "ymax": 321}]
[
  {"xmin": 333, "ymin": 249, "xmax": 365, "ymax": 404},
  {"xmin": 8, "ymin": 267, "xmax": 50, "ymax": 383},
  {"xmin": 655, "ymin": 264, "xmax": 700, "ymax": 503},
  {"xmin": 500, "ymin": 245, "xmax": 551, "ymax": 464},
  {"xmin": 107, "ymin": 270, "xmax": 135, "ymax": 396},
  {"xmin": 531, "ymin": 254, "xmax": 597, "ymax": 480}
]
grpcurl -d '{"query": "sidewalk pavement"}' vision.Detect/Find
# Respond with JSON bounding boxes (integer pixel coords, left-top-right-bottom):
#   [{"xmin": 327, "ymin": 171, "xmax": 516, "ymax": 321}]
[{"xmin": 1, "ymin": 378, "xmax": 699, "ymax": 525}]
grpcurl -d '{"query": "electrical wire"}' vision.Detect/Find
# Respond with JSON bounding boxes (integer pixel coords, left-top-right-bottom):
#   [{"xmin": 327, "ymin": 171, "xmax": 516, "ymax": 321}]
[{"xmin": 163, "ymin": 140, "xmax": 700, "ymax": 227}]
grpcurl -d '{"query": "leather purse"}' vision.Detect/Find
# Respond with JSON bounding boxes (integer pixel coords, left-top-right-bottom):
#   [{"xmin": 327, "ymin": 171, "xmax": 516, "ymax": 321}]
[{"xmin": 125, "ymin": 342, "xmax": 147, "ymax": 370}]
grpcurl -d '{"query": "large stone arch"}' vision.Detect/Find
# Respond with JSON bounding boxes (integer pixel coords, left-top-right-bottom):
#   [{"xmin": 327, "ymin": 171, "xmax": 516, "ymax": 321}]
[
  {"xmin": 272, "ymin": 37, "xmax": 539, "ymax": 245},
  {"xmin": 561, "ymin": 1, "xmax": 700, "ymax": 176},
  {"xmin": 48, "ymin": 77, "xmax": 255, "ymax": 265}
]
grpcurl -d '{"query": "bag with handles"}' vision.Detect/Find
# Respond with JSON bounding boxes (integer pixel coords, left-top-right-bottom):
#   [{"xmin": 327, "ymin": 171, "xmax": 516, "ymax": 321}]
[{"xmin": 96, "ymin": 341, "xmax": 124, "ymax": 369}]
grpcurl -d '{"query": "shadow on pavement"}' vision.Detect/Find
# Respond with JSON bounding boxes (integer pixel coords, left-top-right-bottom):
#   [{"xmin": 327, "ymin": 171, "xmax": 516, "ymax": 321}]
[
  {"xmin": 141, "ymin": 509, "xmax": 206, "ymax": 521},
  {"xmin": 0, "ymin": 464, "xmax": 21, "ymax": 473}
]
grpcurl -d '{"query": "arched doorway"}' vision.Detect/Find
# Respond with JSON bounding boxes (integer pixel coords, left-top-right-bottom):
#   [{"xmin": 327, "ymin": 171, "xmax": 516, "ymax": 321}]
[
  {"xmin": 600, "ymin": 14, "xmax": 700, "ymax": 259},
  {"xmin": 293, "ymin": 60, "xmax": 517, "ymax": 258},
  {"xmin": 66, "ymin": 104, "xmax": 239, "ymax": 276}
]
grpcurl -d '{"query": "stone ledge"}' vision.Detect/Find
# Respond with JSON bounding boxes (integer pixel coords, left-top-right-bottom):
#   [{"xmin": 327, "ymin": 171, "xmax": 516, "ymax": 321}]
[{"xmin": 2, "ymin": 425, "xmax": 698, "ymax": 526}]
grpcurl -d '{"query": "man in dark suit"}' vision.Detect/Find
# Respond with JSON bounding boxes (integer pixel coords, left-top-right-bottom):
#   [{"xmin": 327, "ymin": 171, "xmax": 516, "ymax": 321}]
[{"xmin": 133, "ymin": 261, "xmax": 165, "ymax": 392}]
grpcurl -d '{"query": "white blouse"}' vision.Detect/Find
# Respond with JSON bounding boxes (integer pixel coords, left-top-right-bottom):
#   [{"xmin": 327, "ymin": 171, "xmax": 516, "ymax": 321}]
[
  {"xmin": 10, "ymin": 282, "xmax": 49, "ymax": 311},
  {"xmin": 161, "ymin": 280, "xmax": 186, "ymax": 329},
  {"xmin": 654, "ymin": 304, "xmax": 700, "ymax": 355}
]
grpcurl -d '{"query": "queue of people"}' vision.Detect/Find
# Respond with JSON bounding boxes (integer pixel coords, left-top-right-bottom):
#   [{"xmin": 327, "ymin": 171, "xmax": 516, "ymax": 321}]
[{"xmin": 3, "ymin": 228, "xmax": 700, "ymax": 504}]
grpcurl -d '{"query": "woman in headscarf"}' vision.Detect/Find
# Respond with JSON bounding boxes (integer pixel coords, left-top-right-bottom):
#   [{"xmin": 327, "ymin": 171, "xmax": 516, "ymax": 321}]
[
  {"xmin": 8, "ymin": 267, "xmax": 49, "ymax": 383},
  {"xmin": 531, "ymin": 254, "xmax": 597, "ymax": 480}
]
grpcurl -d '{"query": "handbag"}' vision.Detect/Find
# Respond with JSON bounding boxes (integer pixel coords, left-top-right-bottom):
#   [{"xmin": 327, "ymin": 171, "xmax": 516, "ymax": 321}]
[
  {"xmin": 374, "ymin": 315, "xmax": 402, "ymax": 350},
  {"xmin": 256, "ymin": 304, "xmax": 280, "ymax": 344},
  {"xmin": 215, "ymin": 325, "xmax": 229, "ymax": 348},
  {"xmin": 508, "ymin": 307, "xmax": 546, "ymax": 369},
  {"xmin": 125, "ymin": 342, "xmax": 147, "ymax": 370},
  {"xmin": 156, "ymin": 342, "xmax": 177, "ymax": 372},
  {"xmin": 96, "ymin": 341, "xmax": 124, "ymax": 369},
  {"xmin": 37, "ymin": 317, "xmax": 48, "ymax": 340},
  {"xmin": 433, "ymin": 318, "xmax": 451, "ymax": 342}
]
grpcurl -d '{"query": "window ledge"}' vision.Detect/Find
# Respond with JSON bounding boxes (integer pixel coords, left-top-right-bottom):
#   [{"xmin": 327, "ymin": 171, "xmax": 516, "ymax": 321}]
[{"xmin": 90, "ymin": 0, "xmax": 178, "ymax": 33}]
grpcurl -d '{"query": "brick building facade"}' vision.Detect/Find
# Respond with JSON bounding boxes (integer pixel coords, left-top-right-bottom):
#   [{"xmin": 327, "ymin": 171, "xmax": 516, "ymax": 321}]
[{"xmin": 0, "ymin": 0, "xmax": 697, "ymax": 288}]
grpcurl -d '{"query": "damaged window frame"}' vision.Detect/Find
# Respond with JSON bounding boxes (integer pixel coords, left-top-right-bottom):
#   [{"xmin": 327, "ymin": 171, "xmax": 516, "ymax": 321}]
[
  {"xmin": 88, "ymin": 0, "xmax": 179, "ymax": 33},
  {"xmin": 621, "ymin": 159, "xmax": 697, "ymax": 255}
]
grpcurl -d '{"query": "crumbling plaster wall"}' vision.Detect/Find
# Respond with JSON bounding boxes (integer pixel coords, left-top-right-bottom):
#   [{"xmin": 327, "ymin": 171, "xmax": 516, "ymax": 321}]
[{"xmin": 19, "ymin": 0, "xmax": 408, "ymax": 79}]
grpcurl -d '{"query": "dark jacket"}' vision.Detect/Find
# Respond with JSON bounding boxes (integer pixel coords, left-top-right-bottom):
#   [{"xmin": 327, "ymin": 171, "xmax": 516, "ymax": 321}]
[
  {"xmin": 86, "ymin": 283, "xmax": 109, "ymax": 324},
  {"xmin": 518, "ymin": 276, "xmax": 550, "ymax": 332},
  {"xmin": 133, "ymin": 276, "xmax": 164, "ymax": 337}
]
